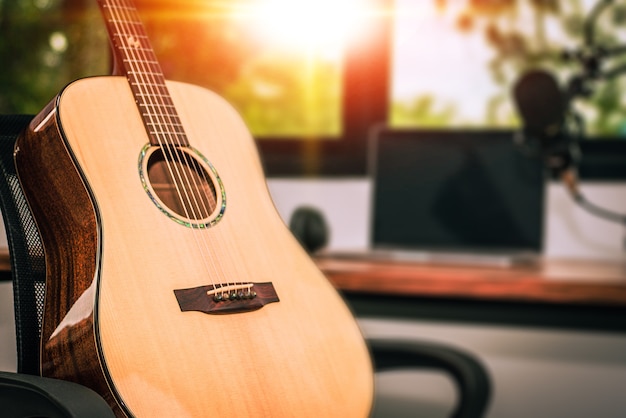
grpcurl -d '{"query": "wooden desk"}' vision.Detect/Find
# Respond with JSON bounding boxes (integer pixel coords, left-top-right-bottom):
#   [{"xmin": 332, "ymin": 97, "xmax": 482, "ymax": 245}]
[
  {"xmin": 4, "ymin": 246, "xmax": 625, "ymax": 306},
  {"xmin": 3, "ymin": 246, "xmax": 625, "ymax": 329},
  {"xmin": 316, "ymin": 257, "xmax": 626, "ymax": 307},
  {"xmin": 316, "ymin": 257, "xmax": 626, "ymax": 331}
]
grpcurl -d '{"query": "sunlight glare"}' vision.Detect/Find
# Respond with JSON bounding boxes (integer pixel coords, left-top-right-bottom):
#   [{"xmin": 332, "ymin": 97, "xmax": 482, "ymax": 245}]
[{"xmin": 252, "ymin": 0, "xmax": 368, "ymax": 55}]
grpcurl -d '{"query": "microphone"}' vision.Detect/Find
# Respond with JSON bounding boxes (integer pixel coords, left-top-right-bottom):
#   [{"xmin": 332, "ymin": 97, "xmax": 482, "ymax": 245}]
[
  {"xmin": 513, "ymin": 70, "xmax": 566, "ymax": 144},
  {"xmin": 512, "ymin": 69, "xmax": 578, "ymax": 174}
]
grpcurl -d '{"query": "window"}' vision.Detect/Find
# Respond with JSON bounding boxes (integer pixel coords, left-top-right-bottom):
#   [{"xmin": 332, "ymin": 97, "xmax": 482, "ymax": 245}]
[
  {"xmin": 1, "ymin": 0, "xmax": 625, "ymax": 178},
  {"xmin": 389, "ymin": 0, "xmax": 626, "ymax": 137},
  {"xmin": 386, "ymin": 0, "xmax": 626, "ymax": 179},
  {"xmin": 390, "ymin": 0, "xmax": 515, "ymax": 129}
]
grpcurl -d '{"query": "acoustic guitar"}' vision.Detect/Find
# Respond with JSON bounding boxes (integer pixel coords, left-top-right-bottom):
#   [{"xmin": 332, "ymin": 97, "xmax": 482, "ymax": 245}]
[{"xmin": 14, "ymin": 0, "xmax": 373, "ymax": 416}]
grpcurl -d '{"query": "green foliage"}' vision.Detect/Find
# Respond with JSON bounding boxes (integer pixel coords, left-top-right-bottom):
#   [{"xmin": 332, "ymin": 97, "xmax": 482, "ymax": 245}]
[
  {"xmin": 0, "ymin": 0, "xmax": 108, "ymax": 114},
  {"xmin": 440, "ymin": 0, "xmax": 626, "ymax": 137},
  {"xmin": 390, "ymin": 95, "xmax": 457, "ymax": 127},
  {"xmin": 588, "ymin": 78, "xmax": 626, "ymax": 135},
  {"xmin": 224, "ymin": 53, "xmax": 341, "ymax": 137}
]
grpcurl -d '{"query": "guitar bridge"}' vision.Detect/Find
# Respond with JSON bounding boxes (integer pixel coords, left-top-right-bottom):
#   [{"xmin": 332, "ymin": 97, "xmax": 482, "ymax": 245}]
[{"xmin": 174, "ymin": 282, "xmax": 279, "ymax": 315}]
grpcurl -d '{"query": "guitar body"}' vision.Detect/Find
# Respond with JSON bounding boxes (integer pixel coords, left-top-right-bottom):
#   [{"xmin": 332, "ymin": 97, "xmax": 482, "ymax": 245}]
[{"xmin": 15, "ymin": 76, "xmax": 373, "ymax": 417}]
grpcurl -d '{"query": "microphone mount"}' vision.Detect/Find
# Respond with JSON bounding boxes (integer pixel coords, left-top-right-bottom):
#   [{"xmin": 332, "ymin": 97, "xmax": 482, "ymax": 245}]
[
  {"xmin": 513, "ymin": 0, "xmax": 626, "ymax": 227},
  {"xmin": 562, "ymin": 0, "xmax": 626, "ymax": 102}
]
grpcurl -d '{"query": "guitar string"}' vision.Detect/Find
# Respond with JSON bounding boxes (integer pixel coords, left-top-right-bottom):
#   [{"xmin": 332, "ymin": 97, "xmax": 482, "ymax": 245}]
[
  {"xmin": 119, "ymin": 0, "xmax": 247, "ymax": 299},
  {"xmin": 113, "ymin": 0, "xmax": 234, "ymax": 296},
  {"xmin": 115, "ymin": 0, "xmax": 245, "ymax": 298},
  {"xmin": 112, "ymin": 0, "xmax": 209, "ymax": 223},
  {"xmin": 110, "ymin": 0, "xmax": 222, "ymax": 282},
  {"xmin": 105, "ymin": 0, "xmax": 231, "ymax": 295}
]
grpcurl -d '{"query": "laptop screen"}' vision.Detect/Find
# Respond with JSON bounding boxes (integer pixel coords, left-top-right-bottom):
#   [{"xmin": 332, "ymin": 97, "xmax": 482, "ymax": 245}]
[{"xmin": 370, "ymin": 128, "xmax": 545, "ymax": 254}]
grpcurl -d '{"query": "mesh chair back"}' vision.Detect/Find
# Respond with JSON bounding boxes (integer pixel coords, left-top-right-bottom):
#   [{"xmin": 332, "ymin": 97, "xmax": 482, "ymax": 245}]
[{"xmin": 0, "ymin": 115, "xmax": 45, "ymax": 375}]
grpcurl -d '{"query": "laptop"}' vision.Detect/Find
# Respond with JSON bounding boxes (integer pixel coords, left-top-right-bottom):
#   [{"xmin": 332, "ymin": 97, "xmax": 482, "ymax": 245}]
[{"xmin": 327, "ymin": 127, "xmax": 546, "ymax": 267}]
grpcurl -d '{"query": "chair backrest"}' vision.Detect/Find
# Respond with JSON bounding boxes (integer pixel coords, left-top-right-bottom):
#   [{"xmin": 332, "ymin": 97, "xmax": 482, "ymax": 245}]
[{"xmin": 0, "ymin": 114, "xmax": 45, "ymax": 375}]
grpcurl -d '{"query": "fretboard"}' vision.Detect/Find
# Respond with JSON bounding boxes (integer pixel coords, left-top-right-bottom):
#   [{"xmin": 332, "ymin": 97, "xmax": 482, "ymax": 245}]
[{"xmin": 98, "ymin": 0, "xmax": 189, "ymax": 147}]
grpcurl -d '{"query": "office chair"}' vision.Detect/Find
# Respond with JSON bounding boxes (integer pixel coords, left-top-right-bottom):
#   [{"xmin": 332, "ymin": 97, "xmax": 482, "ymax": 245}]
[{"xmin": 0, "ymin": 114, "xmax": 490, "ymax": 417}]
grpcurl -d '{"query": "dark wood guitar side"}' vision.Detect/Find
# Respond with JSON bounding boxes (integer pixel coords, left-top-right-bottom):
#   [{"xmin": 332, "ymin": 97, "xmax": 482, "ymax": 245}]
[{"xmin": 15, "ymin": 98, "xmax": 120, "ymax": 411}]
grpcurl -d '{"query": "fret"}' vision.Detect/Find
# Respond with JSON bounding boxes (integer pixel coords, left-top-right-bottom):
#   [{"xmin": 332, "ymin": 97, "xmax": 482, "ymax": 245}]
[
  {"xmin": 118, "ymin": 46, "xmax": 155, "ymax": 53},
  {"xmin": 140, "ymin": 112, "xmax": 179, "ymax": 123},
  {"xmin": 108, "ymin": 27, "xmax": 145, "ymax": 38},
  {"xmin": 145, "ymin": 121, "xmax": 184, "ymax": 131},
  {"xmin": 144, "ymin": 110, "xmax": 180, "ymax": 116},
  {"xmin": 148, "ymin": 130, "xmax": 187, "ymax": 137},
  {"xmin": 148, "ymin": 126, "xmax": 185, "ymax": 136},
  {"xmin": 142, "ymin": 111, "xmax": 182, "ymax": 122},
  {"xmin": 137, "ymin": 103, "xmax": 175, "ymax": 110},
  {"xmin": 131, "ymin": 88, "xmax": 170, "ymax": 97},
  {"xmin": 112, "ymin": 33, "xmax": 149, "ymax": 40},
  {"xmin": 128, "ymin": 71, "xmax": 162, "ymax": 76},
  {"xmin": 102, "ymin": 3, "xmax": 135, "ymax": 11},
  {"xmin": 128, "ymin": 70, "xmax": 165, "ymax": 78},
  {"xmin": 147, "ymin": 125, "xmax": 184, "ymax": 132},
  {"xmin": 129, "ymin": 71, "xmax": 165, "ymax": 77},
  {"xmin": 135, "ymin": 93, "xmax": 175, "ymax": 101},
  {"xmin": 141, "ymin": 111, "xmax": 180, "ymax": 120},
  {"xmin": 130, "ymin": 82, "xmax": 168, "ymax": 89},
  {"xmin": 108, "ymin": 19, "xmax": 144, "ymax": 27},
  {"xmin": 129, "ymin": 80, "xmax": 169, "ymax": 97},
  {"xmin": 128, "ymin": 82, "xmax": 167, "ymax": 91},
  {"xmin": 146, "ymin": 121, "xmax": 185, "ymax": 128},
  {"xmin": 123, "ymin": 58, "xmax": 160, "ymax": 65},
  {"xmin": 140, "ymin": 104, "xmax": 177, "ymax": 111},
  {"xmin": 139, "ymin": 114, "xmax": 178, "ymax": 123}
]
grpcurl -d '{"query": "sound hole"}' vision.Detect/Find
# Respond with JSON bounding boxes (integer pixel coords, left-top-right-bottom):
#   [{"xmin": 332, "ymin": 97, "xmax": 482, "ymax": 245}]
[{"xmin": 146, "ymin": 146, "xmax": 218, "ymax": 223}]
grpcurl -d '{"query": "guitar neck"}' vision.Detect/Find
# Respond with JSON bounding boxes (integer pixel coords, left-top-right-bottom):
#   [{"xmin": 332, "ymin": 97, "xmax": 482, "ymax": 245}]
[{"xmin": 97, "ymin": 0, "xmax": 188, "ymax": 147}]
